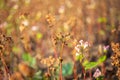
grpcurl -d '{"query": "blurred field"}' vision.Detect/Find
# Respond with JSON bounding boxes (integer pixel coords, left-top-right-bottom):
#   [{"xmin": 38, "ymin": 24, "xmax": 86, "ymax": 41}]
[{"xmin": 0, "ymin": 0, "xmax": 120, "ymax": 80}]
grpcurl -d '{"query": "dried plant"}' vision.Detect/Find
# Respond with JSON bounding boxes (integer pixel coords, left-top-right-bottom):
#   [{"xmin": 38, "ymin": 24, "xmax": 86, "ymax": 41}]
[
  {"xmin": 40, "ymin": 56, "xmax": 59, "ymax": 79},
  {"xmin": 40, "ymin": 56, "xmax": 59, "ymax": 68},
  {"xmin": 0, "ymin": 33, "xmax": 13, "ymax": 80},
  {"xmin": 0, "ymin": 0, "xmax": 120, "ymax": 80},
  {"xmin": 74, "ymin": 40, "xmax": 90, "ymax": 80},
  {"xmin": 45, "ymin": 14, "xmax": 56, "ymax": 28},
  {"xmin": 53, "ymin": 32, "xmax": 71, "ymax": 46},
  {"xmin": 111, "ymin": 42, "xmax": 120, "ymax": 78}
]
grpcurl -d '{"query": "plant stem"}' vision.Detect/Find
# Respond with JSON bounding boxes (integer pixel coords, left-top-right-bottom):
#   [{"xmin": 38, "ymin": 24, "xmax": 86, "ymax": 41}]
[
  {"xmin": 59, "ymin": 61, "xmax": 63, "ymax": 80},
  {"xmin": 72, "ymin": 53, "xmax": 77, "ymax": 80},
  {"xmin": 73, "ymin": 62, "xmax": 77, "ymax": 80},
  {"xmin": 47, "ymin": 67, "xmax": 51, "ymax": 80},
  {"xmin": 0, "ymin": 52, "xmax": 10, "ymax": 80},
  {"xmin": 60, "ymin": 43, "xmax": 64, "ymax": 57},
  {"xmin": 82, "ymin": 66, "xmax": 86, "ymax": 80},
  {"xmin": 54, "ymin": 46, "xmax": 58, "ymax": 58},
  {"xmin": 102, "ymin": 63, "xmax": 106, "ymax": 80},
  {"xmin": 89, "ymin": 70, "xmax": 92, "ymax": 80},
  {"xmin": 59, "ymin": 43, "xmax": 64, "ymax": 80},
  {"xmin": 80, "ymin": 54, "xmax": 86, "ymax": 80}
]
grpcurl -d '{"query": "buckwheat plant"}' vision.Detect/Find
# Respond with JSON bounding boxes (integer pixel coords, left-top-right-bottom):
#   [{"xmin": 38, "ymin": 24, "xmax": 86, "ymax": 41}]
[
  {"xmin": 53, "ymin": 32, "xmax": 71, "ymax": 80},
  {"xmin": 40, "ymin": 56, "xmax": 59, "ymax": 80},
  {"xmin": 74, "ymin": 40, "xmax": 90, "ymax": 80}
]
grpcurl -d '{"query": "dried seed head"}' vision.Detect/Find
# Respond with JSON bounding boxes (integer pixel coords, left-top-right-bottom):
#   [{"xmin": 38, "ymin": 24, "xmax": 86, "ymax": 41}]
[
  {"xmin": 53, "ymin": 32, "xmax": 71, "ymax": 46},
  {"xmin": 111, "ymin": 42, "xmax": 120, "ymax": 78},
  {"xmin": 0, "ymin": 33, "xmax": 13, "ymax": 54},
  {"xmin": 45, "ymin": 14, "xmax": 55, "ymax": 28},
  {"xmin": 40, "ymin": 56, "xmax": 59, "ymax": 68}
]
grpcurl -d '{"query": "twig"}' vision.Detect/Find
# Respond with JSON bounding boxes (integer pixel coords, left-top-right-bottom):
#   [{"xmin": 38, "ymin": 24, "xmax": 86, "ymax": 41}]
[{"xmin": 0, "ymin": 51, "xmax": 10, "ymax": 80}]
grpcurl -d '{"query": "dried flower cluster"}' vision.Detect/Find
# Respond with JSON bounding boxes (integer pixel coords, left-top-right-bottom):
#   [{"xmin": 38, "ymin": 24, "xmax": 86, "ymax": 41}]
[
  {"xmin": 111, "ymin": 42, "xmax": 120, "ymax": 78},
  {"xmin": 40, "ymin": 56, "xmax": 60, "ymax": 78},
  {"xmin": 53, "ymin": 32, "xmax": 71, "ymax": 46},
  {"xmin": 19, "ymin": 13, "xmax": 29, "ymax": 32},
  {"xmin": 45, "ymin": 14, "xmax": 56, "ymax": 28},
  {"xmin": 0, "ymin": 33, "xmax": 13, "ymax": 54},
  {"xmin": 0, "ymin": 33, "xmax": 13, "ymax": 79},
  {"xmin": 40, "ymin": 56, "xmax": 59, "ymax": 68}
]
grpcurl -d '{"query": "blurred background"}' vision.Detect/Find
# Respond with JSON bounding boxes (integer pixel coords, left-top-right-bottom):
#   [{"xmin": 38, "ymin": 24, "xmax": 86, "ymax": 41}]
[{"xmin": 0, "ymin": 0, "xmax": 120, "ymax": 80}]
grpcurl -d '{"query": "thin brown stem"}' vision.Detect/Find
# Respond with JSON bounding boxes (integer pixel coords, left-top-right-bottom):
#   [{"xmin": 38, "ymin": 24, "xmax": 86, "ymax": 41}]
[
  {"xmin": 102, "ymin": 63, "xmax": 106, "ymax": 80},
  {"xmin": 59, "ymin": 61, "xmax": 63, "ymax": 80},
  {"xmin": 73, "ymin": 62, "xmax": 77, "ymax": 80},
  {"xmin": 59, "ymin": 43, "xmax": 64, "ymax": 80},
  {"xmin": 60, "ymin": 43, "xmax": 64, "ymax": 57},
  {"xmin": 72, "ymin": 52, "xmax": 77, "ymax": 80},
  {"xmin": 54, "ymin": 46, "xmax": 58, "ymax": 59},
  {"xmin": 89, "ymin": 70, "xmax": 92, "ymax": 80},
  {"xmin": 0, "ymin": 52, "xmax": 10, "ymax": 80},
  {"xmin": 82, "ymin": 66, "xmax": 86, "ymax": 80}
]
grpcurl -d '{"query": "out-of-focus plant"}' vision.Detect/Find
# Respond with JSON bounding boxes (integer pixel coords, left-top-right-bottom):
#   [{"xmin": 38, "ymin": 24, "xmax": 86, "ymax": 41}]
[
  {"xmin": 97, "ymin": 17, "xmax": 107, "ymax": 23},
  {"xmin": 0, "ymin": 0, "xmax": 5, "ymax": 9},
  {"xmin": 22, "ymin": 53, "xmax": 36, "ymax": 67},
  {"xmin": 61, "ymin": 62, "xmax": 73, "ymax": 77},
  {"xmin": 40, "ymin": 56, "xmax": 60, "ymax": 80},
  {"xmin": 0, "ymin": 33, "xmax": 13, "ymax": 80},
  {"xmin": 32, "ymin": 70, "xmax": 42, "ymax": 80},
  {"xmin": 111, "ymin": 42, "xmax": 120, "ymax": 79},
  {"xmin": 74, "ymin": 40, "xmax": 90, "ymax": 80},
  {"xmin": 74, "ymin": 40, "xmax": 107, "ymax": 80},
  {"xmin": 18, "ymin": 62, "xmax": 35, "ymax": 78},
  {"xmin": 52, "ymin": 32, "xmax": 71, "ymax": 80},
  {"xmin": 45, "ymin": 13, "xmax": 72, "ymax": 80}
]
